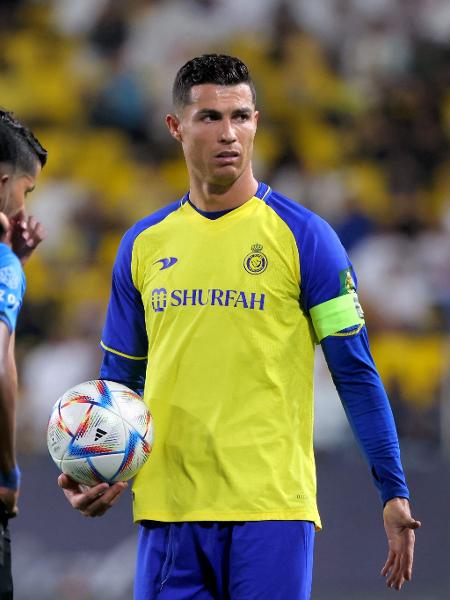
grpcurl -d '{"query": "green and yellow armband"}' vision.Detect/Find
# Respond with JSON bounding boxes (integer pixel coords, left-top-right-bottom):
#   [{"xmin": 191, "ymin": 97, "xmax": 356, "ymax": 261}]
[{"xmin": 310, "ymin": 294, "xmax": 364, "ymax": 342}]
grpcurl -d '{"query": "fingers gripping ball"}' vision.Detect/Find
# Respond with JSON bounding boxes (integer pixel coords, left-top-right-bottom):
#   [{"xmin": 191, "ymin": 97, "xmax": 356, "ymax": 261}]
[{"xmin": 47, "ymin": 380, "xmax": 153, "ymax": 485}]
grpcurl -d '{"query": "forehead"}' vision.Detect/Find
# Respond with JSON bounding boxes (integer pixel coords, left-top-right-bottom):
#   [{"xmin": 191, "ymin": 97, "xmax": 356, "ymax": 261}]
[{"xmin": 187, "ymin": 83, "xmax": 254, "ymax": 111}]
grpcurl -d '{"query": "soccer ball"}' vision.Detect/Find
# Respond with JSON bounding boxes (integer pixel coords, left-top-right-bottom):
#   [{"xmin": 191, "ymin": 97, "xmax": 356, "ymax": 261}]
[{"xmin": 47, "ymin": 379, "xmax": 153, "ymax": 486}]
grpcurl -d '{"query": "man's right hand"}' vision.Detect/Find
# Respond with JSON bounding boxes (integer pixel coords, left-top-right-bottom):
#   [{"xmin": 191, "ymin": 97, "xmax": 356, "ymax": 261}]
[{"xmin": 58, "ymin": 474, "xmax": 128, "ymax": 518}]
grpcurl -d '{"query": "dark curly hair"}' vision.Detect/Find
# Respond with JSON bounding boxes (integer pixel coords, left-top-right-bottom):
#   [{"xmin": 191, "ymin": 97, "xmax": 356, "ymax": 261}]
[
  {"xmin": 172, "ymin": 54, "xmax": 256, "ymax": 108},
  {"xmin": 0, "ymin": 109, "xmax": 47, "ymax": 175}
]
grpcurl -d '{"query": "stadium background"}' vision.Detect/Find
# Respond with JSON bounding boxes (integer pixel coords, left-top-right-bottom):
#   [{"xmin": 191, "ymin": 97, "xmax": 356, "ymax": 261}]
[{"xmin": 1, "ymin": 0, "xmax": 449, "ymax": 598}]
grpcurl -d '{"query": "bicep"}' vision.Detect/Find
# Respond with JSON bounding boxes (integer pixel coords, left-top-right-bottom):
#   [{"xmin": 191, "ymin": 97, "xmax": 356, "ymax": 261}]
[{"xmin": 299, "ymin": 215, "xmax": 364, "ymax": 341}]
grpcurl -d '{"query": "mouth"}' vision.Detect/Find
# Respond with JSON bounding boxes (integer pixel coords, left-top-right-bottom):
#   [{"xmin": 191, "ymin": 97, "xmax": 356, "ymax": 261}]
[
  {"xmin": 215, "ymin": 150, "xmax": 239, "ymax": 157},
  {"xmin": 214, "ymin": 151, "xmax": 240, "ymax": 164}
]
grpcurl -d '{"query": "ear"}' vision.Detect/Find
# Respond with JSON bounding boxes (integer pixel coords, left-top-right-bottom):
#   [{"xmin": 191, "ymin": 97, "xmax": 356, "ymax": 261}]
[
  {"xmin": 0, "ymin": 173, "xmax": 10, "ymax": 188},
  {"xmin": 166, "ymin": 113, "xmax": 183, "ymax": 143},
  {"xmin": 0, "ymin": 211, "xmax": 11, "ymax": 245},
  {"xmin": 0, "ymin": 174, "xmax": 10, "ymax": 205}
]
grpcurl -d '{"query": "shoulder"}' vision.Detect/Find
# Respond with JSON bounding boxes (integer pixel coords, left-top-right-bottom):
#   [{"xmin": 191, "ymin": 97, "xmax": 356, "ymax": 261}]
[
  {"xmin": 126, "ymin": 200, "xmax": 182, "ymax": 244},
  {"xmin": 265, "ymin": 187, "xmax": 314, "ymax": 223},
  {"xmin": 117, "ymin": 199, "xmax": 183, "ymax": 258},
  {"xmin": 264, "ymin": 187, "xmax": 340, "ymax": 246}
]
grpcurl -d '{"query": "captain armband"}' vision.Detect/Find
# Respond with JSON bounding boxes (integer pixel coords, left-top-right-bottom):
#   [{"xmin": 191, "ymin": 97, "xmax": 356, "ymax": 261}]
[{"xmin": 310, "ymin": 293, "xmax": 365, "ymax": 343}]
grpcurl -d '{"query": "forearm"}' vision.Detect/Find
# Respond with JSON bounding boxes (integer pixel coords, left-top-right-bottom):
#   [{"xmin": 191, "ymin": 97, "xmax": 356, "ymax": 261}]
[
  {"xmin": 0, "ymin": 344, "xmax": 18, "ymax": 474},
  {"xmin": 321, "ymin": 327, "xmax": 409, "ymax": 504}
]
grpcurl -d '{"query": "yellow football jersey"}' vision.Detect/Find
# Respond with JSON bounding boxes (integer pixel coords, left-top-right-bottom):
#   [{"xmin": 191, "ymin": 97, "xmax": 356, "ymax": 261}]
[{"xmin": 101, "ymin": 183, "xmax": 364, "ymax": 528}]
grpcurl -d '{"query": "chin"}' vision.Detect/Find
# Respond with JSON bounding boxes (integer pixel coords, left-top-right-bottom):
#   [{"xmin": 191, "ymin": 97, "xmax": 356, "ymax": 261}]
[{"xmin": 210, "ymin": 167, "xmax": 242, "ymax": 184}]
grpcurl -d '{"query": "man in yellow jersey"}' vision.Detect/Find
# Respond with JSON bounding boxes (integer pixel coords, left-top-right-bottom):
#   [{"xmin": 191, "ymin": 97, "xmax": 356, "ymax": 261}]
[{"xmin": 59, "ymin": 54, "xmax": 420, "ymax": 599}]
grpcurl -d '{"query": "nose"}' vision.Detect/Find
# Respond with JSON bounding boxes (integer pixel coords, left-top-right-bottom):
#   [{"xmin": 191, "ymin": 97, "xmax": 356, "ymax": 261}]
[{"xmin": 218, "ymin": 118, "xmax": 236, "ymax": 144}]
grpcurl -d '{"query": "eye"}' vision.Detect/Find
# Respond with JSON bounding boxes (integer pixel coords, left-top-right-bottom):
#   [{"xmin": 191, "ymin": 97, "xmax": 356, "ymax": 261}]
[
  {"xmin": 201, "ymin": 114, "xmax": 220, "ymax": 122},
  {"xmin": 235, "ymin": 112, "xmax": 250, "ymax": 121}
]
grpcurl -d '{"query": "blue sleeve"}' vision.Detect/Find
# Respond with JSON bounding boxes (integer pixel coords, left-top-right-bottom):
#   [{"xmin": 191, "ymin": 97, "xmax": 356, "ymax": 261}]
[
  {"xmin": 100, "ymin": 352, "xmax": 146, "ymax": 396},
  {"xmin": 299, "ymin": 213, "xmax": 356, "ymax": 311},
  {"xmin": 100, "ymin": 227, "xmax": 148, "ymax": 392},
  {"xmin": 321, "ymin": 327, "xmax": 410, "ymax": 505},
  {"xmin": 0, "ymin": 245, "xmax": 25, "ymax": 333},
  {"xmin": 294, "ymin": 210, "xmax": 409, "ymax": 502},
  {"xmin": 265, "ymin": 194, "xmax": 358, "ymax": 311}
]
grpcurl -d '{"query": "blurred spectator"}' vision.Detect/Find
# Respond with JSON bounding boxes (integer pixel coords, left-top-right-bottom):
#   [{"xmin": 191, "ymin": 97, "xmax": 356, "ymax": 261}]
[
  {"xmin": 88, "ymin": 0, "xmax": 130, "ymax": 59},
  {"xmin": 26, "ymin": 178, "xmax": 89, "ymax": 256},
  {"xmin": 334, "ymin": 197, "xmax": 376, "ymax": 252},
  {"xmin": 51, "ymin": 0, "xmax": 109, "ymax": 37},
  {"xmin": 0, "ymin": 0, "xmax": 26, "ymax": 31},
  {"xmin": 352, "ymin": 232, "xmax": 434, "ymax": 331},
  {"xmin": 87, "ymin": 50, "xmax": 153, "ymax": 147}
]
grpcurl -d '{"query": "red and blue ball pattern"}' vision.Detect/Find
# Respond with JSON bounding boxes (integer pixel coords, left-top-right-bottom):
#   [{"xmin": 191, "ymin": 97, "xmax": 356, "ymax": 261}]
[{"xmin": 47, "ymin": 380, "xmax": 153, "ymax": 485}]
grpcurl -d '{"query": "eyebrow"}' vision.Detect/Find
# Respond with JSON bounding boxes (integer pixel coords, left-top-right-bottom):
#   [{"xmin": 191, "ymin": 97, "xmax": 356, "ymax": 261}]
[{"xmin": 195, "ymin": 107, "xmax": 253, "ymax": 118}]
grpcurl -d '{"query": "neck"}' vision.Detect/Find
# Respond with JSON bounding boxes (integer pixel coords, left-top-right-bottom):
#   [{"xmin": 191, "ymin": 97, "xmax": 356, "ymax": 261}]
[{"xmin": 189, "ymin": 169, "xmax": 258, "ymax": 212}]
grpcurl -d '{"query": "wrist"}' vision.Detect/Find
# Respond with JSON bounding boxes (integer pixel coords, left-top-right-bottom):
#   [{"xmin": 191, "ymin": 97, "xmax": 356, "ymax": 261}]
[
  {"xmin": 385, "ymin": 496, "xmax": 409, "ymax": 504},
  {"xmin": 384, "ymin": 495, "xmax": 409, "ymax": 508},
  {"xmin": 0, "ymin": 465, "xmax": 21, "ymax": 490}
]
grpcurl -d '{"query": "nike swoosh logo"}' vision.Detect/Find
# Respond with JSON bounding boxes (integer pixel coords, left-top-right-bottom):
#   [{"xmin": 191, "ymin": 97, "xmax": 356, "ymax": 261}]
[{"xmin": 154, "ymin": 257, "xmax": 178, "ymax": 270}]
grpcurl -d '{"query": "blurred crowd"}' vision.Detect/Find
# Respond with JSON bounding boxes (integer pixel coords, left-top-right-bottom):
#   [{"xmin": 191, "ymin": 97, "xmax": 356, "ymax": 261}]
[{"xmin": 1, "ymin": 0, "xmax": 449, "ymax": 457}]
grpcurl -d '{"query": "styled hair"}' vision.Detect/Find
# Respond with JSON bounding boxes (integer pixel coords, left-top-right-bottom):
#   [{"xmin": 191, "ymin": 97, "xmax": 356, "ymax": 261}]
[
  {"xmin": 172, "ymin": 54, "xmax": 256, "ymax": 108},
  {"xmin": 0, "ymin": 109, "xmax": 47, "ymax": 175}
]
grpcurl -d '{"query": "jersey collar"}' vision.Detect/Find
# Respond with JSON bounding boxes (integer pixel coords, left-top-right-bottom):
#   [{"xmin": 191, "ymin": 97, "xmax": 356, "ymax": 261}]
[{"xmin": 180, "ymin": 181, "xmax": 271, "ymax": 211}]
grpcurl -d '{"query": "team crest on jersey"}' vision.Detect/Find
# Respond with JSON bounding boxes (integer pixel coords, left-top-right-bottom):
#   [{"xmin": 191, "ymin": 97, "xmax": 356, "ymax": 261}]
[{"xmin": 243, "ymin": 243, "xmax": 268, "ymax": 275}]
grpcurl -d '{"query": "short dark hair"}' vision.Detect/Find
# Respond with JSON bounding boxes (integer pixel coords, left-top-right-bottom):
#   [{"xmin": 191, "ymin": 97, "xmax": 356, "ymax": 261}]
[
  {"xmin": 172, "ymin": 54, "xmax": 256, "ymax": 108},
  {"xmin": 0, "ymin": 109, "xmax": 47, "ymax": 175}
]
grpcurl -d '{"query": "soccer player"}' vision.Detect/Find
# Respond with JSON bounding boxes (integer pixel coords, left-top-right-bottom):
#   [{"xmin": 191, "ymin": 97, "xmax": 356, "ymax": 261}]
[
  {"xmin": 59, "ymin": 54, "xmax": 420, "ymax": 599},
  {"xmin": 0, "ymin": 110, "xmax": 47, "ymax": 600}
]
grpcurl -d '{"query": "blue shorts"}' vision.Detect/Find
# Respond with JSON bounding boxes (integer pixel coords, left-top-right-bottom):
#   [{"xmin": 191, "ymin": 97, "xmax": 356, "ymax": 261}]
[{"xmin": 134, "ymin": 520, "xmax": 315, "ymax": 600}]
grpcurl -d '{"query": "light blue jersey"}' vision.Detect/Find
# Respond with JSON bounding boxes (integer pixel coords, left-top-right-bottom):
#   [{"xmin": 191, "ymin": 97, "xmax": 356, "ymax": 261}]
[{"xmin": 0, "ymin": 243, "xmax": 25, "ymax": 333}]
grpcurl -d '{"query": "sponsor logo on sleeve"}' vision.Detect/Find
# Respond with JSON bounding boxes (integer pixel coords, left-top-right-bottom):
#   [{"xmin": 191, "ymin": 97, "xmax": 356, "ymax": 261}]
[{"xmin": 339, "ymin": 268, "xmax": 364, "ymax": 318}]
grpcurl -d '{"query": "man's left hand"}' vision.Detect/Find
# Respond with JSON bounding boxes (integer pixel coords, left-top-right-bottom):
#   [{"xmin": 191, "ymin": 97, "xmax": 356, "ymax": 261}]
[{"xmin": 381, "ymin": 497, "xmax": 421, "ymax": 590}]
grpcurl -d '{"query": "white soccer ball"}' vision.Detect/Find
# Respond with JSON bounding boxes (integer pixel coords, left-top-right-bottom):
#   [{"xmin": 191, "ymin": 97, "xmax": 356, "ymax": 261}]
[{"xmin": 47, "ymin": 379, "xmax": 153, "ymax": 486}]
